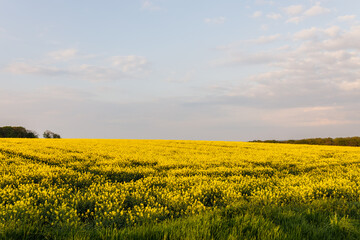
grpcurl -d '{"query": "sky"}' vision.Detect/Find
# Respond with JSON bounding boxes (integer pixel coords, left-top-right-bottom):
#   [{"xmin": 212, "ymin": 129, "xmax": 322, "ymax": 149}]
[{"xmin": 1, "ymin": 0, "xmax": 360, "ymax": 141}]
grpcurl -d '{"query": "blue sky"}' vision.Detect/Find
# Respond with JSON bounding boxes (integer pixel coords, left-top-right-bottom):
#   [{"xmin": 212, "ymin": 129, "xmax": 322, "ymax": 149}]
[{"xmin": 1, "ymin": 0, "xmax": 360, "ymax": 140}]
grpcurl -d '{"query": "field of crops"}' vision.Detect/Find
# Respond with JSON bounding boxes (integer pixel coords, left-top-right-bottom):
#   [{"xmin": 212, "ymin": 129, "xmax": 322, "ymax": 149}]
[{"xmin": 1, "ymin": 139, "xmax": 360, "ymax": 239}]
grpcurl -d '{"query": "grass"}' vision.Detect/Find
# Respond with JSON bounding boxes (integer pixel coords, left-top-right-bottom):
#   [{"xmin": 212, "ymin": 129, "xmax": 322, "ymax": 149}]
[{"xmin": 2, "ymin": 201, "xmax": 360, "ymax": 239}]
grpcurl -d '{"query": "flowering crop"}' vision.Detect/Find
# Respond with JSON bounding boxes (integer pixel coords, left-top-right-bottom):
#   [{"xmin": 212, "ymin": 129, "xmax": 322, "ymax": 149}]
[{"xmin": 1, "ymin": 138, "xmax": 360, "ymax": 239}]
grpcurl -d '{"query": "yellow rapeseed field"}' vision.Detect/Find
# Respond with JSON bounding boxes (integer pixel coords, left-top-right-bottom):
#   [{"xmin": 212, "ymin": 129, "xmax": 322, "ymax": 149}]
[{"xmin": 1, "ymin": 138, "xmax": 360, "ymax": 239}]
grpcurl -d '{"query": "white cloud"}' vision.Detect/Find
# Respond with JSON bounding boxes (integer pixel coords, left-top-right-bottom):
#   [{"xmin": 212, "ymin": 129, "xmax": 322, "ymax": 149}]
[
  {"xmin": 321, "ymin": 25, "xmax": 360, "ymax": 50},
  {"xmin": 212, "ymin": 51, "xmax": 282, "ymax": 66},
  {"xmin": 261, "ymin": 24, "xmax": 269, "ymax": 31},
  {"xmin": 4, "ymin": 53, "xmax": 150, "ymax": 81},
  {"xmin": 285, "ymin": 3, "xmax": 330, "ymax": 24},
  {"xmin": 260, "ymin": 106, "xmax": 355, "ymax": 127},
  {"xmin": 48, "ymin": 48, "xmax": 78, "ymax": 61},
  {"xmin": 111, "ymin": 55, "xmax": 148, "ymax": 74},
  {"xmin": 255, "ymin": 0, "xmax": 274, "ymax": 5},
  {"xmin": 204, "ymin": 17, "xmax": 226, "ymax": 24},
  {"xmin": 337, "ymin": 15, "xmax": 356, "ymax": 22},
  {"xmin": 164, "ymin": 70, "xmax": 195, "ymax": 83},
  {"xmin": 141, "ymin": 0, "xmax": 161, "ymax": 11},
  {"xmin": 266, "ymin": 13, "xmax": 282, "ymax": 20},
  {"xmin": 324, "ymin": 26, "xmax": 341, "ymax": 37},
  {"xmin": 249, "ymin": 34, "xmax": 281, "ymax": 44},
  {"xmin": 293, "ymin": 26, "xmax": 340, "ymax": 40},
  {"xmin": 286, "ymin": 17, "xmax": 302, "ymax": 24},
  {"xmin": 217, "ymin": 37, "xmax": 280, "ymax": 52},
  {"xmin": 5, "ymin": 62, "xmax": 127, "ymax": 81},
  {"xmin": 339, "ymin": 80, "xmax": 360, "ymax": 91},
  {"xmin": 283, "ymin": 5, "xmax": 303, "ymax": 16},
  {"xmin": 304, "ymin": 3, "xmax": 330, "ymax": 17},
  {"xmin": 6, "ymin": 62, "xmax": 65, "ymax": 76},
  {"xmin": 211, "ymin": 24, "xmax": 360, "ymax": 122},
  {"xmin": 252, "ymin": 11, "xmax": 262, "ymax": 18}
]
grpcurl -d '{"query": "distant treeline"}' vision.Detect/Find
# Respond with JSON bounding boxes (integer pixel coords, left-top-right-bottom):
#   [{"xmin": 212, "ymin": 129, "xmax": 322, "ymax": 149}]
[
  {"xmin": 251, "ymin": 137, "xmax": 360, "ymax": 147},
  {"xmin": 0, "ymin": 126, "xmax": 38, "ymax": 138},
  {"xmin": 0, "ymin": 126, "xmax": 61, "ymax": 138}
]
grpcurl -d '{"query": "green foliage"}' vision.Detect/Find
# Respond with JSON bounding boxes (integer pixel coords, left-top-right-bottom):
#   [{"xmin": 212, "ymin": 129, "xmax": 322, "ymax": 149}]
[
  {"xmin": 251, "ymin": 136, "xmax": 360, "ymax": 147},
  {"xmin": 0, "ymin": 126, "xmax": 38, "ymax": 138},
  {"xmin": 43, "ymin": 130, "xmax": 61, "ymax": 139}
]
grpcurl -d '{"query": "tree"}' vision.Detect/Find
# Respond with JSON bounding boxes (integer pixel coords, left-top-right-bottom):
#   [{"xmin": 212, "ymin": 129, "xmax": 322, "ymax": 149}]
[
  {"xmin": 43, "ymin": 130, "xmax": 61, "ymax": 139},
  {"xmin": 250, "ymin": 136, "xmax": 360, "ymax": 146},
  {"xmin": 0, "ymin": 126, "xmax": 38, "ymax": 138}
]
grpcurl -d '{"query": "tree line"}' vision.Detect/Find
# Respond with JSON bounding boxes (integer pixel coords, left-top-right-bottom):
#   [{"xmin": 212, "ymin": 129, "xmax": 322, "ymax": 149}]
[
  {"xmin": 0, "ymin": 126, "xmax": 61, "ymax": 138},
  {"xmin": 250, "ymin": 137, "xmax": 360, "ymax": 147}
]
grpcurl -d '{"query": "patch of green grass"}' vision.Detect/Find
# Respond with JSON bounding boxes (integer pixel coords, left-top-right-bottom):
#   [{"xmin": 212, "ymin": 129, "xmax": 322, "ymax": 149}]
[{"xmin": 3, "ymin": 201, "xmax": 359, "ymax": 240}]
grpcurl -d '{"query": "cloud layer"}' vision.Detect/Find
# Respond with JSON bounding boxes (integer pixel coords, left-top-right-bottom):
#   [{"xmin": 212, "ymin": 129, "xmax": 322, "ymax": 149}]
[
  {"xmin": 1, "ymin": 0, "xmax": 359, "ymax": 140},
  {"xmin": 4, "ymin": 50, "xmax": 150, "ymax": 81}
]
